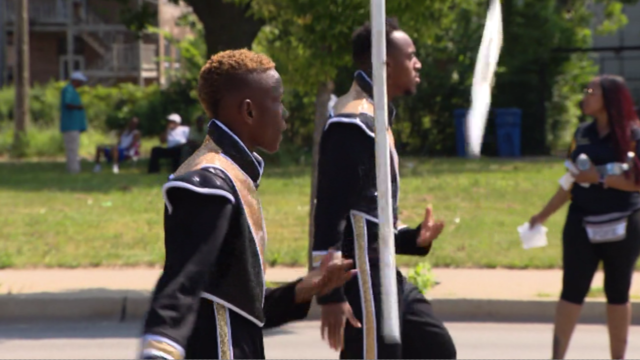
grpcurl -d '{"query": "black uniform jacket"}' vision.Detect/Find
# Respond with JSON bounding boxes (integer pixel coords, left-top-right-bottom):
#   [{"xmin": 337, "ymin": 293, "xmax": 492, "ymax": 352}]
[
  {"xmin": 312, "ymin": 71, "xmax": 431, "ymax": 305},
  {"xmin": 141, "ymin": 120, "xmax": 310, "ymax": 359}
]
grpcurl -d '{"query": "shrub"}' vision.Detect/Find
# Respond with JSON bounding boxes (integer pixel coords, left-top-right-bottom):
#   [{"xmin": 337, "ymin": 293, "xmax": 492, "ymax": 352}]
[{"xmin": 0, "ymin": 80, "xmax": 202, "ymax": 138}]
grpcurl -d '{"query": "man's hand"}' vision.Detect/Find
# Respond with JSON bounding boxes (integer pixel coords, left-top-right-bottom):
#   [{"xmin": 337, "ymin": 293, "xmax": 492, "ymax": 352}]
[
  {"xmin": 321, "ymin": 302, "xmax": 361, "ymax": 351},
  {"xmin": 416, "ymin": 206, "xmax": 445, "ymax": 247},
  {"xmin": 295, "ymin": 251, "xmax": 356, "ymax": 303}
]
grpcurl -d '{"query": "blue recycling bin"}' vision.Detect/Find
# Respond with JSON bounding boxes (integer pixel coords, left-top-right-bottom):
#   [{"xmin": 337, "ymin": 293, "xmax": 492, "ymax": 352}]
[
  {"xmin": 454, "ymin": 109, "xmax": 468, "ymax": 157},
  {"xmin": 494, "ymin": 108, "xmax": 522, "ymax": 157}
]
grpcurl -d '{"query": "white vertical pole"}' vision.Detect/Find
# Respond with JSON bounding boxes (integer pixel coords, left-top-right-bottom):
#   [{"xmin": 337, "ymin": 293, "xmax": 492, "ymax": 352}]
[{"xmin": 371, "ymin": 0, "xmax": 401, "ymax": 344}]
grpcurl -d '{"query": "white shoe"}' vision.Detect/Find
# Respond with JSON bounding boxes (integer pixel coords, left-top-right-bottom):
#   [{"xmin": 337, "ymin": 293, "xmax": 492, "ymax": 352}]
[
  {"xmin": 93, "ymin": 164, "xmax": 101, "ymax": 173},
  {"xmin": 112, "ymin": 164, "xmax": 120, "ymax": 174}
]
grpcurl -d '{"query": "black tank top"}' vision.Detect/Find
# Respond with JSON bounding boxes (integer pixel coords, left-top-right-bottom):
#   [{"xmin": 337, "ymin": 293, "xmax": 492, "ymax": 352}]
[{"xmin": 569, "ymin": 121, "xmax": 640, "ymax": 216}]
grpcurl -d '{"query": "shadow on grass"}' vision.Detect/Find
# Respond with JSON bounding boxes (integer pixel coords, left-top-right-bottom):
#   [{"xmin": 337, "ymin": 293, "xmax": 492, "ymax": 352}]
[
  {"xmin": 0, "ymin": 156, "xmax": 565, "ymax": 193},
  {"xmin": 399, "ymin": 156, "xmax": 563, "ymax": 177},
  {"xmin": 0, "ymin": 160, "xmax": 170, "ymax": 193}
]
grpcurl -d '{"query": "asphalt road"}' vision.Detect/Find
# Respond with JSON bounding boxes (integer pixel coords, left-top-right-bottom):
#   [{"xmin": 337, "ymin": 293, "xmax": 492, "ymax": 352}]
[{"xmin": 1, "ymin": 320, "xmax": 640, "ymax": 359}]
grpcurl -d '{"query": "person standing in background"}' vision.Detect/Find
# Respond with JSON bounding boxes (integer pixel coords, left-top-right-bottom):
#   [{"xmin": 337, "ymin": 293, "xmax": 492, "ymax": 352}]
[
  {"xmin": 530, "ymin": 75, "xmax": 640, "ymax": 360},
  {"xmin": 60, "ymin": 71, "xmax": 88, "ymax": 173}
]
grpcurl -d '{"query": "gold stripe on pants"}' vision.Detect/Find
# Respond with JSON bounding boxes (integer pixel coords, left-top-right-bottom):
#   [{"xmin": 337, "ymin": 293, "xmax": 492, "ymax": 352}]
[
  {"xmin": 352, "ymin": 212, "xmax": 377, "ymax": 360},
  {"xmin": 214, "ymin": 303, "xmax": 232, "ymax": 359}
]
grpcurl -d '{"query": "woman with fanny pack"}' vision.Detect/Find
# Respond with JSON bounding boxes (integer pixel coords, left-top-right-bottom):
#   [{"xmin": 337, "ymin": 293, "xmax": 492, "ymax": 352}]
[{"xmin": 530, "ymin": 75, "xmax": 640, "ymax": 359}]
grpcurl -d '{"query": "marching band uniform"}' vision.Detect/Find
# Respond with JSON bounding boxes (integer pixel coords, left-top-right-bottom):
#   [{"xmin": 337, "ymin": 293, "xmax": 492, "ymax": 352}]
[
  {"xmin": 312, "ymin": 71, "xmax": 456, "ymax": 359},
  {"xmin": 141, "ymin": 120, "xmax": 311, "ymax": 359}
]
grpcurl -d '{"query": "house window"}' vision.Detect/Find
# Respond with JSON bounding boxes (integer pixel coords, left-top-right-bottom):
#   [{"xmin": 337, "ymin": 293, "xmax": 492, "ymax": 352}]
[
  {"xmin": 59, "ymin": 55, "xmax": 85, "ymax": 80},
  {"xmin": 57, "ymin": 36, "xmax": 85, "ymax": 55}
]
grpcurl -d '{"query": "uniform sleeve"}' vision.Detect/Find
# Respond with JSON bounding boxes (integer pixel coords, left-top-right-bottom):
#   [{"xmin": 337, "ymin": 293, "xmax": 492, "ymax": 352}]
[
  {"xmin": 313, "ymin": 124, "xmax": 370, "ymax": 305},
  {"xmin": 395, "ymin": 225, "xmax": 431, "ymax": 256},
  {"xmin": 141, "ymin": 188, "xmax": 233, "ymax": 360},
  {"xmin": 263, "ymin": 279, "xmax": 312, "ymax": 329}
]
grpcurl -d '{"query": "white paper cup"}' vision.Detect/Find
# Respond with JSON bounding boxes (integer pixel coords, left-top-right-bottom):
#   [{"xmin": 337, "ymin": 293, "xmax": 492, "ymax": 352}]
[{"xmin": 517, "ymin": 222, "xmax": 548, "ymax": 249}]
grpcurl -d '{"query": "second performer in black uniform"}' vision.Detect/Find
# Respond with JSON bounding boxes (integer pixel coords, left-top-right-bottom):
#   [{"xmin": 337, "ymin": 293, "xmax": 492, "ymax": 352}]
[
  {"xmin": 140, "ymin": 49, "xmax": 355, "ymax": 360},
  {"xmin": 312, "ymin": 19, "xmax": 457, "ymax": 359}
]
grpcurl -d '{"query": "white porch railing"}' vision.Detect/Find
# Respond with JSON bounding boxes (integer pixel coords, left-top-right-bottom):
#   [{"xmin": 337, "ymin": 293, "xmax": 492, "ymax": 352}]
[{"xmin": 86, "ymin": 43, "xmax": 158, "ymax": 74}]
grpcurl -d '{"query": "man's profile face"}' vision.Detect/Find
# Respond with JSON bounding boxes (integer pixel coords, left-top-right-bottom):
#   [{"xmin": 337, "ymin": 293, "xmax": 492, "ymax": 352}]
[
  {"xmin": 71, "ymin": 80, "xmax": 84, "ymax": 88},
  {"xmin": 387, "ymin": 30, "xmax": 422, "ymax": 97},
  {"xmin": 246, "ymin": 69, "xmax": 288, "ymax": 154}
]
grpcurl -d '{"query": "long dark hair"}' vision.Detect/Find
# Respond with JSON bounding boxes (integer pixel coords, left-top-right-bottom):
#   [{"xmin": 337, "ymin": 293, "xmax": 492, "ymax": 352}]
[{"xmin": 599, "ymin": 75, "xmax": 640, "ymax": 184}]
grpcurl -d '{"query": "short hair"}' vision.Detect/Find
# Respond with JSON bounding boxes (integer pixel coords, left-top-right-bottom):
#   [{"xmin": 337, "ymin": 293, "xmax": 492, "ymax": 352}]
[
  {"xmin": 198, "ymin": 49, "xmax": 276, "ymax": 119},
  {"xmin": 352, "ymin": 17, "xmax": 400, "ymax": 69}
]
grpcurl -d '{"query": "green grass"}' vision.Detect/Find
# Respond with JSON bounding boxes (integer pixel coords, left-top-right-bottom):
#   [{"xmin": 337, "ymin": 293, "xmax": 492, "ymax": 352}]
[{"xmin": 0, "ymin": 156, "xmax": 578, "ymax": 269}]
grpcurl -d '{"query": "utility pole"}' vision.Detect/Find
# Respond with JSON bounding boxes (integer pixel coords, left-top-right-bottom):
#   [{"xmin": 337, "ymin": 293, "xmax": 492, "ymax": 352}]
[
  {"xmin": 158, "ymin": 0, "xmax": 165, "ymax": 88},
  {"xmin": 66, "ymin": 0, "xmax": 74, "ymax": 80},
  {"xmin": 12, "ymin": 0, "xmax": 29, "ymax": 157},
  {"xmin": 137, "ymin": 0, "xmax": 144, "ymax": 87},
  {"xmin": 0, "ymin": 1, "xmax": 7, "ymax": 87}
]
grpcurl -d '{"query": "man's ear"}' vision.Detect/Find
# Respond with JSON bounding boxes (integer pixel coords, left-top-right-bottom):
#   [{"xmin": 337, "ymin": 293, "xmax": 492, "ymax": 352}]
[{"xmin": 241, "ymin": 99, "xmax": 254, "ymax": 124}]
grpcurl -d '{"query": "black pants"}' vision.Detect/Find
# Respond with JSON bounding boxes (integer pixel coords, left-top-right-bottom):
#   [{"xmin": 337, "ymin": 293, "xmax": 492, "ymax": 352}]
[
  {"xmin": 561, "ymin": 209, "xmax": 640, "ymax": 305},
  {"xmin": 148, "ymin": 146, "xmax": 184, "ymax": 174},
  {"xmin": 186, "ymin": 298, "xmax": 266, "ymax": 359},
  {"xmin": 340, "ymin": 270, "xmax": 456, "ymax": 359}
]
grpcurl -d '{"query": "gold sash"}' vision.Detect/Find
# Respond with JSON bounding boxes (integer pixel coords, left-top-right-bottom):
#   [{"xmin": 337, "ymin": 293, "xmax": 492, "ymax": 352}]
[
  {"xmin": 336, "ymin": 96, "xmax": 400, "ymax": 183},
  {"xmin": 174, "ymin": 136, "xmax": 267, "ymax": 272}
]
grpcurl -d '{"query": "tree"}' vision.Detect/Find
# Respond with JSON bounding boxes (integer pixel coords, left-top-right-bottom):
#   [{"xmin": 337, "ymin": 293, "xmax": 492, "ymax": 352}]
[
  {"xmin": 492, "ymin": 0, "xmax": 638, "ymax": 154},
  {"xmin": 247, "ymin": 0, "xmax": 484, "ymax": 267},
  {"xmin": 12, "ymin": 0, "xmax": 29, "ymax": 158},
  {"xmin": 119, "ymin": 0, "xmax": 264, "ymax": 56}
]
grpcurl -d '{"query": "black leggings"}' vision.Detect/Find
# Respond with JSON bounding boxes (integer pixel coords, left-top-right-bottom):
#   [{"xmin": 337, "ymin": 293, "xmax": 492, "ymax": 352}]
[{"xmin": 561, "ymin": 209, "xmax": 640, "ymax": 305}]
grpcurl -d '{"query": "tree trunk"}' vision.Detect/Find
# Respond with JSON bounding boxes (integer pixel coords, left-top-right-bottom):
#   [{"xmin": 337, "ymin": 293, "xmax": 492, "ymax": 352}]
[
  {"xmin": 187, "ymin": 0, "xmax": 264, "ymax": 56},
  {"xmin": 307, "ymin": 80, "xmax": 334, "ymax": 270},
  {"xmin": 0, "ymin": 0, "xmax": 6, "ymax": 88},
  {"xmin": 12, "ymin": 0, "xmax": 29, "ymax": 158}
]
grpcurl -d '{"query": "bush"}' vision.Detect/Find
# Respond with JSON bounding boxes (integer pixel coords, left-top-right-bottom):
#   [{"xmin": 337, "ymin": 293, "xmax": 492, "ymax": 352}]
[
  {"xmin": 0, "ymin": 80, "xmax": 202, "ymax": 139},
  {"xmin": 407, "ymin": 261, "xmax": 438, "ymax": 295}
]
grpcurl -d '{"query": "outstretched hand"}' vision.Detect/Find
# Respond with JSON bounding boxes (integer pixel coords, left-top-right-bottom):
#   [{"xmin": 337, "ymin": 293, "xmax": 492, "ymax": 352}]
[
  {"xmin": 296, "ymin": 251, "xmax": 356, "ymax": 303},
  {"xmin": 416, "ymin": 206, "xmax": 445, "ymax": 247}
]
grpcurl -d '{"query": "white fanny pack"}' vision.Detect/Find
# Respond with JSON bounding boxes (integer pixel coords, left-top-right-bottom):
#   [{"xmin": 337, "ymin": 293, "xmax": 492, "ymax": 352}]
[{"xmin": 583, "ymin": 211, "xmax": 631, "ymax": 244}]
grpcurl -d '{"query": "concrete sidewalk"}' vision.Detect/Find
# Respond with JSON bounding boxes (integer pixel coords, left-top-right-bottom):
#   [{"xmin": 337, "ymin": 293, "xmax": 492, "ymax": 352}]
[{"xmin": 1, "ymin": 267, "xmax": 640, "ymax": 323}]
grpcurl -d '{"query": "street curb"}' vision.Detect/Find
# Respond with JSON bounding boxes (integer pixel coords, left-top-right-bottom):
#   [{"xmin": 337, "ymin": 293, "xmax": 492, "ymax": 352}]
[
  {"xmin": 430, "ymin": 298, "xmax": 640, "ymax": 324},
  {"xmin": 2, "ymin": 293, "xmax": 639, "ymax": 324}
]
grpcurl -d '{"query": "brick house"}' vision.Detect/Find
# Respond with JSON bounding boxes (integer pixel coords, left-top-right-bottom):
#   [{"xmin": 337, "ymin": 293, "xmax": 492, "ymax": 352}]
[{"xmin": 1, "ymin": 0, "xmax": 191, "ymax": 86}]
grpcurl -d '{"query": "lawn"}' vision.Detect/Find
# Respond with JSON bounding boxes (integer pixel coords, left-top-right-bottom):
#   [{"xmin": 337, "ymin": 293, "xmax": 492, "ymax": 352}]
[{"xmin": 0, "ymin": 157, "xmax": 574, "ymax": 269}]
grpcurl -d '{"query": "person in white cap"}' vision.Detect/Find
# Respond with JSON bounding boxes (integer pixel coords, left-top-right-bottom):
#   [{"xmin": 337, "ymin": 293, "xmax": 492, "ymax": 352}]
[
  {"xmin": 60, "ymin": 71, "xmax": 88, "ymax": 174},
  {"xmin": 148, "ymin": 113, "xmax": 190, "ymax": 173}
]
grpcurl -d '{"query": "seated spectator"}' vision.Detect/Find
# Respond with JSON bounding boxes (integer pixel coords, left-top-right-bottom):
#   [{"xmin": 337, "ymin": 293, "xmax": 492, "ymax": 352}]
[
  {"xmin": 148, "ymin": 113, "xmax": 190, "ymax": 174},
  {"xmin": 181, "ymin": 115, "xmax": 207, "ymax": 162},
  {"xmin": 93, "ymin": 117, "xmax": 141, "ymax": 174}
]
